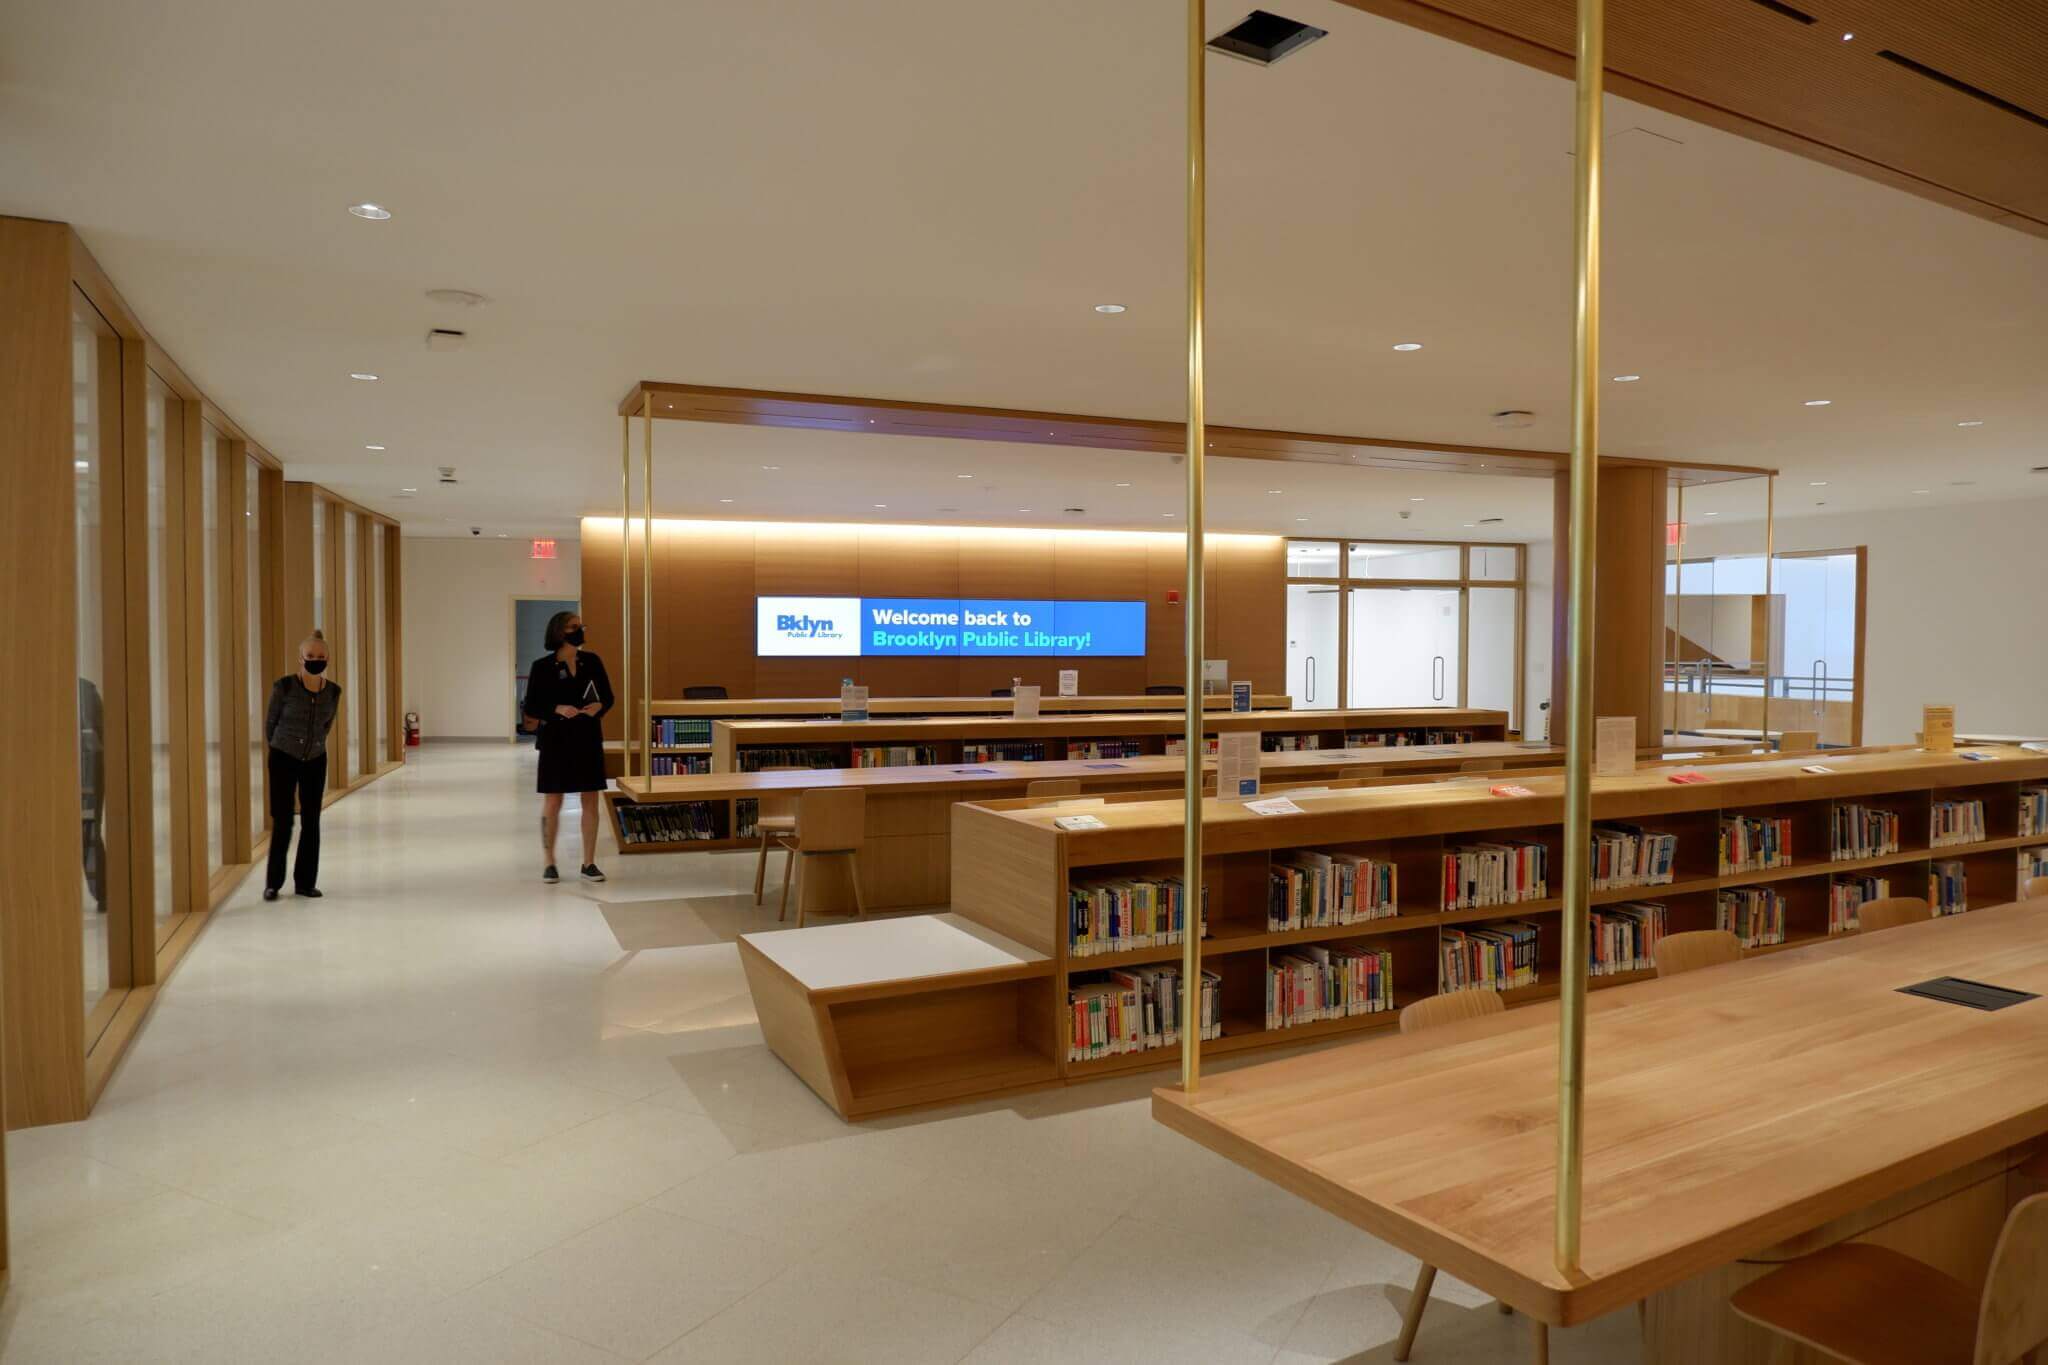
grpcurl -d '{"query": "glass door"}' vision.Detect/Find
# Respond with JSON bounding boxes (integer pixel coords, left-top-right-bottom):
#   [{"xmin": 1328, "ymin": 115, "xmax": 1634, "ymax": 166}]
[
  {"xmin": 1346, "ymin": 587, "xmax": 1461, "ymax": 708},
  {"xmin": 1285, "ymin": 584, "xmax": 1340, "ymax": 710}
]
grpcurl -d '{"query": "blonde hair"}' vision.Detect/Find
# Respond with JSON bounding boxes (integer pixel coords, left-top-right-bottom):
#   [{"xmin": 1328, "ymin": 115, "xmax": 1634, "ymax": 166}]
[{"xmin": 301, "ymin": 629, "xmax": 327, "ymax": 653}]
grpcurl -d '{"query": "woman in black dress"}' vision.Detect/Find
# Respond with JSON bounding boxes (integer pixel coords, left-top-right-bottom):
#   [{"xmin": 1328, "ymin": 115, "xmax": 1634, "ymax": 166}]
[
  {"xmin": 264, "ymin": 630, "xmax": 342, "ymax": 900},
  {"xmin": 521, "ymin": 610, "xmax": 614, "ymax": 884}
]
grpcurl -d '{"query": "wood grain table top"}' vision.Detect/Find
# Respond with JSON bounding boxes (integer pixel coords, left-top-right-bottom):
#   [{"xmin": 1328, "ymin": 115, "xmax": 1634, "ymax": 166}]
[{"xmin": 1155, "ymin": 901, "xmax": 2048, "ymax": 1325}]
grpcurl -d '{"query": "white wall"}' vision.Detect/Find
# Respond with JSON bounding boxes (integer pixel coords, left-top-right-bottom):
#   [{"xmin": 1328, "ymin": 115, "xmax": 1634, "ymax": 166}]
[
  {"xmin": 402, "ymin": 538, "xmax": 582, "ymax": 739},
  {"xmin": 1685, "ymin": 496, "xmax": 2048, "ymax": 744},
  {"xmin": 1524, "ymin": 539, "xmax": 1554, "ymax": 741}
]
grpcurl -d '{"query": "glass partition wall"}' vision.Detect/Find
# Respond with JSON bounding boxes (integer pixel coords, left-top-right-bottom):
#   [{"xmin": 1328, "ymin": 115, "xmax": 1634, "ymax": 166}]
[
  {"xmin": 73, "ymin": 292, "xmax": 120, "ymax": 1036},
  {"xmin": 1285, "ymin": 538, "xmax": 1527, "ymax": 730}
]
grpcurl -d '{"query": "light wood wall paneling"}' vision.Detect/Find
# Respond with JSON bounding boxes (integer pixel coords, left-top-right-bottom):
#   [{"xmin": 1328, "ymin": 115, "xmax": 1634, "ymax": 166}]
[
  {"xmin": 279, "ymin": 482, "xmax": 316, "ymax": 675},
  {"xmin": 86, "ymin": 326, "xmax": 136, "ymax": 1005},
  {"xmin": 582, "ymin": 519, "xmax": 623, "ymax": 742},
  {"xmin": 0, "ymin": 217, "xmax": 88, "ymax": 1127},
  {"xmin": 325, "ymin": 499, "xmax": 350, "ymax": 791},
  {"xmin": 258, "ymin": 466, "xmax": 284, "ymax": 805},
  {"xmin": 354, "ymin": 509, "xmax": 376, "ymax": 775},
  {"xmin": 384, "ymin": 522, "xmax": 404, "ymax": 763},
  {"xmin": 1553, "ymin": 465, "xmax": 1669, "ymax": 749},
  {"xmin": 177, "ymin": 409, "xmax": 209, "ymax": 915},
  {"xmin": 116, "ymin": 340, "xmax": 156, "ymax": 988},
  {"xmin": 221, "ymin": 440, "xmax": 251, "ymax": 863}
]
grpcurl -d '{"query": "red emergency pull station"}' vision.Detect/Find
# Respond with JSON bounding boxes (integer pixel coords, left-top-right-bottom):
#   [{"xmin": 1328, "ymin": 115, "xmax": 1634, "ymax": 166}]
[{"xmin": 1167, "ymin": 589, "xmax": 1181, "ymax": 606}]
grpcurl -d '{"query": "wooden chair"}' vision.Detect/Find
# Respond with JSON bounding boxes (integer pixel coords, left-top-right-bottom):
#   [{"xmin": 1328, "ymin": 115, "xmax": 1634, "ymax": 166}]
[
  {"xmin": 751, "ymin": 766, "xmax": 805, "ymax": 906},
  {"xmin": 1393, "ymin": 991, "xmax": 1547, "ymax": 1363},
  {"xmin": 1778, "ymin": 728, "xmax": 1820, "ymax": 753},
  {"xmin": 1655, "ymin": 929, "xmax": 1743, "ymax": 979},
  {"xmin": 1731, "ymin": 1191, "xmax": 2048, "ymax": 1365},
  {"xmin": 1025, "ymin": 778, "xmax": 1081, "ymax": 798},
  {"xmin": 681, "ymin": 684, "xmax": 727, "ymax": 699},
  {"xmin": 2023, "ymin": 876, "xmax": 2048, "ymax": 903},
  {"xmin": 1145, "ymin": 684, "xmax": 1184, "ymax": 695},
  {"xmin": 1857, "ymin": 896, "xmax": 1932, "ymax": 934},
  {"xmin": 778, "ymin": 788, "xmax": 867, "ymax": 927},
  {"xmin": 989, "ymin": 687, "xmax": 1013, "ymax": 697}
]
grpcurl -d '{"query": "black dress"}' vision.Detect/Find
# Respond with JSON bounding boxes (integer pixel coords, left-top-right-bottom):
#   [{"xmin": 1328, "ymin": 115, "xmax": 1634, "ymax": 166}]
[{"xmin": 522, "ymin": 650, "xmax": 614, "ymax": 793}]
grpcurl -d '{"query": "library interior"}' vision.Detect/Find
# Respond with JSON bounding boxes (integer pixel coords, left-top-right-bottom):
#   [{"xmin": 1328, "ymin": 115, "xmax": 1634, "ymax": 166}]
[{"xmin": 4, "ymin": 1, "xmax": 2048, "ymax": 1362}]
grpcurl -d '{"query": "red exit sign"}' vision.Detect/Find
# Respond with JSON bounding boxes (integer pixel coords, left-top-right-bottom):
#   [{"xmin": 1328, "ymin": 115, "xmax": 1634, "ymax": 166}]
[
  {"xmin": 1665, "ymin": 521, "xmax": 1687, "ymax": 547},
  {"xmin": 530, "ymin": 538, "xmax": 557, "ymax": 560}
]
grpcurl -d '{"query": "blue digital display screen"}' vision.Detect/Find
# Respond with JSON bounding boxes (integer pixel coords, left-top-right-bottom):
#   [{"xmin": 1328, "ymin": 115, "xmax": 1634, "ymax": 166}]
[{"xmin": 756, "ymin": 596, "xmax": 1147, "ymax": 658}]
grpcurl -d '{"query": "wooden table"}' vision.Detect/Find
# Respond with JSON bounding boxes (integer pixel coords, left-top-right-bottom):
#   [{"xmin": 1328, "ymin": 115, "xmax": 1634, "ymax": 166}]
[
  {"xmin": 651, "ymin": 693, "xmax": 1295, "ymax": 718},
  {"xmin": 1154, "ymin": 903, "xmax": 2048, "ymax": 1360}
]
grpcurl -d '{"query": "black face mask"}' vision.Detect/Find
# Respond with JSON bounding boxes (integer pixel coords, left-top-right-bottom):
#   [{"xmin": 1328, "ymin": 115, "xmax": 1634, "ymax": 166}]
[
  {"xmin": 563, "ymin": 628, "xmax": 586, "ymax": 647},
  {"xmin": 303, "ymin": 658, "xmax": 328, "ymax": 675}
]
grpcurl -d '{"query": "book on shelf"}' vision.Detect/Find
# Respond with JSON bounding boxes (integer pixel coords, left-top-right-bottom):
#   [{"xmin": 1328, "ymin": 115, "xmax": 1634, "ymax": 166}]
[
  {"xmin": 649, "ymin": 753, "xmax": 711, "ymax": 776},
  {"xmin": 2021, "ymin": 787, "xmax": 2048, "ymax": 838},
  {"xmin": 1261, "ymin": 733, "xmax": 1324, "ymax": 752},
  {"xmin": 1266, "ymin": 944, "xmax": 1394, "ymax": 1028},
  {"xmin": 1163, "ymin": 737, "xmax": 1221, "ymax": 757},
  {"xmin": 1439, "ymin": 920, "xmax": 1540, "ymax": 992},
  {"xmin": 651, "ymin": 718, "xmax": 713, "ymax": 746},
  {"xmin": 1930, "ymin": 859, "xmax": 1968, "ymax": 915},
  {"xmin": 1930, "ymin": 798, "xmax": 1986, "ymax": 848},
  {"xmin": 2019, "ymin": 846, "xmax": 2048, "ymax": 883},
  {"xmin": 1441, "ymin": 840, "xmax": 1548, "ymax": 910},
  {"xmin": 851, "ymin": 744, "xmax": 940, "ymax": 768},
  {"xmin": 962, "ymin": 740, "xmax": 1051, "ymax": 762},
  {"xmin": 1589, "ymin": 902, "xmax": 1666, "ymax": 975},
  {"xmin": 1831, "ymin": 804, "xmax": 1900, "ymax": 860},
  {"xmin": 1068, "ymin": 967, "xmax": 1220, "ymax": 1061},
  {"xmin": 1345, "ymin": 728, "xmax": 1478, "ymax": 747},
  {"xmin": 615, "ymin": 800, "xmax": 727, "ymax": 845},
  {"xmin": 1590, "ymin": 824, "xmax": 1677, "ymax": 890},
  {"xmin": 1066, "ymin": 876, "xmax": 1208, "ymax": 957},
  {"xmin": 1829, "ymin": 875, "xmax": 1892, "ymax": 934},
  {"xmin": 738, "ymin": 747, "xmax": 841, "ymax": 772},
  {"xmin": 1070, "ymin": 738, "xmax": 1144, "ymax": 760},
  {"xmin": 1717, "ymin": 886, "xmax": 1787, "ymax": 947},
  {"xmin": 1718, "ymin": 814, "xmax": 1793, "ymax": 874},
  {"xmin": 1268, "ymin": 850, "xmax": 1398, "ymax": 930}
]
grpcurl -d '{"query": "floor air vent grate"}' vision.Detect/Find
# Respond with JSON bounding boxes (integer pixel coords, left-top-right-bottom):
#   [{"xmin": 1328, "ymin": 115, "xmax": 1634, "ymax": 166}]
[{"xmin": 1897, "ymin": 977, "xmax": 2039, "ymax": 1011}]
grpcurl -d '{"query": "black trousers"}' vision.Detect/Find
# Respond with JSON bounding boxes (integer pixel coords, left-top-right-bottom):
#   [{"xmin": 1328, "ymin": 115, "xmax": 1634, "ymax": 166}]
[{"xmin": 266, "ymin": 748, "xmax": 328, "ymax": 893}]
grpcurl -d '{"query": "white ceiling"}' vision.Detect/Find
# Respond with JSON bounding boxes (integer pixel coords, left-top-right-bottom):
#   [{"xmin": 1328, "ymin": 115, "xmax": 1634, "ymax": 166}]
[{"xmin": 4, "ymin": 0, "xmax": 2044, "ymax": 541}]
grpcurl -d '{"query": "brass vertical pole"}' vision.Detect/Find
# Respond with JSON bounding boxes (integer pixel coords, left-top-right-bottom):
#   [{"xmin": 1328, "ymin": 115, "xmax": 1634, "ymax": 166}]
[
  {"xmin": 1761, "ymin": 474, "xmax": 1776, "ymax": 747},
  {"xmin": 1179, "ymin": 0, "xmax": 1208, "ymax": 1095},
  {"xmin": 1555, "ymin": 0, "xmax": 1603, "ymax": 1277},
  {"xmin": 620, "ymin": 413, "xmax": 633, "ymax": 782},
  {"xmin": 641, "ymin": 395, "xmax": 655, "ymax": 784}
]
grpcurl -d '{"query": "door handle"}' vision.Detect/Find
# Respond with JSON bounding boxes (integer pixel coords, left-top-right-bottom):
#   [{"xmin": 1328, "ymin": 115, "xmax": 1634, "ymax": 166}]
[
  {"xmin": 1305, "ymin": 655, "xmax": 1316, "ymax": 704},
  {"xmin": 1431, "ymin": 655, "xmax": 1446, "ymax": 702}
]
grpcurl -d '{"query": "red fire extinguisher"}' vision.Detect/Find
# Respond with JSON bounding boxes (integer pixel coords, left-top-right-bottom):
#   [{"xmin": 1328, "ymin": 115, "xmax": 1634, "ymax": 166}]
[{"xmin": 404, "ymin": 711, "xmax": 421, "ymax": 747}]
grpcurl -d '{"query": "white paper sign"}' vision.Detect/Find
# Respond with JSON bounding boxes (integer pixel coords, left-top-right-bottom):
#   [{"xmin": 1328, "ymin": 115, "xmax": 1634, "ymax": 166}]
[
  {"xmin": 1057, "ymin": 669, "xmax": 1078, "ymax": 697},
  {"xmin": 1053, "ymin": 813, "xmax": 1107, "ymax": 830},
  {"xmin": 1595, "ymin": 716, "xmax": 1635, "ymax": 777},
  {"xmin": 839, "ymin": 683, "xmax": 869, "ymax": 721},
  {"xmin": 1202, "ymin": 659, "xmax": 1229, "ymax": 696},
  {"xmin": 1246, "ymin": 796, "xmax": 1304, "ymax": 816},
  {"xmin": 1217, "ymin": 730, "xmax": 1261, "ymax": 798},
  {"xmin": 1012, "ymin": 685, "xmax": 1042, "ymax": 720}
]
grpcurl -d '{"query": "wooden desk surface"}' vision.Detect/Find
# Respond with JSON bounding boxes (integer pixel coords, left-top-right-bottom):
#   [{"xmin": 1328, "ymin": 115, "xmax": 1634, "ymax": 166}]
[
  {"xmin": 612, "ymin": 739, "xmax": 1561, "ymax": 802},
  {"xmin": 651, "ymin": 693, "xmax": 1293, "ymax": 717},
  {"xmin": 1154, "ymin": 901, "xmax": 2048, "ymax": 1326},
  {"xmin": 713, "ymin": 706, "xmax": 1506, "ymax": 745}
]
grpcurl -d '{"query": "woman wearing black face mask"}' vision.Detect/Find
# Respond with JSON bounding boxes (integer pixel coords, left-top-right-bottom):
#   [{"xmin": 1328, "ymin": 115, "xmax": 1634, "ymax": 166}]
[
  {"xmin": 520, "ymin": 610, "xmax": 614, "ymax": 883},
  {"xmin": 263, "ymin": 630, "xmax": 342, "ymax": 901}
]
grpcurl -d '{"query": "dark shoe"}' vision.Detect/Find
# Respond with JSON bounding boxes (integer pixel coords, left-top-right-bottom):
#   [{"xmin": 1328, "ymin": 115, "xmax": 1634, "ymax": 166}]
[
  {"xmin": 296, "ymin": 888, "xmax": 323, "ymax": 899},
  {"xmin": 262, "ymin": 887, "xmax": 280, "ymax": 902},
  {"xmin": 542, "ymin": 864, "xmax": 560, "ymax": 884},
  {"xmin": 580, "ymin": 864, "xmax": 606, "ymax": 883}
]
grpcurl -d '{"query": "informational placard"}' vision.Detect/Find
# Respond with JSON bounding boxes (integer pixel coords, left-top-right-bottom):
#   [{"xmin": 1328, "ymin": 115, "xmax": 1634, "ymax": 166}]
[
  {"xmin": 1202, "ymin": 659, "xmax": 1229, "ymax": 696},
  {"xmin": 1595, "ymin": 716, "xmax": 1635, "ymax": 776},
  {"xmin": 1246, "ymin": 795, "xmax": 1303, "ymax": 816},
  {"xmin": 1217, "ymin": 730, "xmax": 1261, "ymax": 798},
  {"xmin": 1057, "ymin": 669, "xmax": 1078, "ymax": 697},
  {"xmin": 1012, "ymin": 685, "xmax": 1042, "ymax": 720},
  {"xmin": 839, "ymin": 682, "xmax": 869, "ymax": 722},
  {"xmin": 1923, "ymin": 703, "xmax": 1956, "ymax": 753},
  {"xmin": 756, "ymin": 596, "xmax": 1145, "ymax": 658},
  {"xmin": 1231, "ymin": 681, "xmax": 1252, "ymax": 713}
]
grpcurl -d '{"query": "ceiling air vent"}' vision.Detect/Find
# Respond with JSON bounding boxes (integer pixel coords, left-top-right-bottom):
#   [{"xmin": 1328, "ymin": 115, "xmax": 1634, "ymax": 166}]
[
  {"xmin": 425, "ymin": 327, "xmax": 466, "ymax": 352},
  {"xmin": 1208, "ymin": 11, "xmax": 1328, "ymax": 66},
  {"xmin": 1744, "ymin": 0, "xmax": 1815, "ymax": 25},
  {"xmin": 1877, "ymin": 51, "xmax": 2048, "ymax": 132},
  {"xmin": 1478, "ymin": 517, "xmax": 1505, "ymax": 525}
]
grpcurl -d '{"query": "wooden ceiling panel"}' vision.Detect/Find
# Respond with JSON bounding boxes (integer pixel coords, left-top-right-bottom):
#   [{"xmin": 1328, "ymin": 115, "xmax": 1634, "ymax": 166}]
[{"xmin": 1334, "ymin": 0, "xmax": 2048, "ymax": 237}]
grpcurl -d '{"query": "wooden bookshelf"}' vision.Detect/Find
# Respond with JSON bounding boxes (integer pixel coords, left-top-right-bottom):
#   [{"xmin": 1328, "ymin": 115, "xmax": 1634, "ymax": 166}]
[
  {"xmin": 653, "ymin": 692, "xmax": 1295, "ymax": 719},
  {"xmin": 738, "ymin": 745, "xmax": 2048, "ymax": 1118}
]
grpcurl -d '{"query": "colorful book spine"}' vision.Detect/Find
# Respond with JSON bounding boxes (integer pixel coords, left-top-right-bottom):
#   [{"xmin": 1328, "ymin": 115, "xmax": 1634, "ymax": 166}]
[
  {"xmin": 2021, "ymin": 788, "xmax": 2048, "ymax": 839},
  {"xmin": 1929, "ymin": 799, "xmax": 1987, "ymax": 848},
  {"xmin": 615, "ymin": 800, "xmax": 727, "ymax": 845},
  {"xmin": 1265, "ymin": 944, "xmax": 1395, "ymax": 1028},
  {"xmin": 1267, "ymin": 851, "xmax": 1398, "ymax": 930},
  {"xmin": 1438, "ymin": 920, "xmax": 1540, "ymax": 992},
  {"xmin": 1930, "ymin": 860, "xmax": 1968, "ymax": 915},
  {"xmin": 1831, "ymin": 804, "xmax": 1900, "ymax": 860},
  {"xmin": 1829, "ymin": 875, "xmax": 1892, "ymax": 934},
  {"xmin": 649, "ymin": 753, "xmax": 712, "ymax": 776},
  {"xmin": 1589, "ymin": 825, "xmax": 1677, "ymax": 890},
  {"xmin": 1718, "ymin": 814, "xmax": 1793, "ymax": 874},
  {"xmin": 652, "ymin": 718, "xmax": 714, "ymax": 746},
  {"xmin": 1070, "ymin": 739, "xmax": 1144, "ymax": 760},
  {"xmin": 1260, "ymin": 733, "xmax": 1325, "ymax": 752},
  {"xmin": 738, "ymin": 747, "xmax": 839, "ymax": 772},
  {"xmin": 1716, "ymin": 886, "xmax": 1787, "ymax": 947},
  {"xmin": 1067, "ymin": 967, "xmax": 1220, "ymax": 1061},
  {"xmin": 1344, "ymin": 728, "xmax": 1477, "ymax": 747},
  {"xmin": 1066, "ymin": 878, "xmax": 1210, "ymax": 957},
  {"xmin": 1589, "ymin": 902, "xmax": 1666, "ymax": 975},
  {"xmin": 1440, "ymin": 841, "xmax": 1548, "ymax": 910},
  {"xmin": 852, "ymin": 744, "xmax": 940, "ymax": 768},
  {"xmin": 2019, "ymin": 846, "xmax": 2048, "ymax": 884}
]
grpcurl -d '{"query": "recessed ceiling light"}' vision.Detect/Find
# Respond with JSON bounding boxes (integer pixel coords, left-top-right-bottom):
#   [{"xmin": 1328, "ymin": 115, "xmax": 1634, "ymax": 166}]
[
  {"xmin": 1804, "ymin": 399, "xmax": 1832, "ymax": 407},
  {"xmin": 957, "ymin": 473, "xmax": 974, "ymax": 479},
  {"xmin": 1019, "ymin": 508, "xmax": 1031, "ymax": 513},
  {"xmin": 1612, "ymin": 374, "xmax": 1641, "ymax": 383},
  {"xmin": 761, "ymin": 465, "xmax": 779, "ymax": 471},
  {"xmin": 1114, "ymin": 482, "xmax": 1132, "ymax": 488},
  {"xmin": 1703, "ymin": 511, "xmax": 1719, "ymax": 516},
  {"xmin": 1094, "ymin": 304, "xmax": 1126, "ymax": 314},
  {"xmin": 1409, "ymin": 496, "xmax": 1425, "ymax": 502},
  {"xmin": 496, "ymin": 533, "xmax": 507, "ymax": 538},
  {"xmin": 1957, "ymin": 420, "xmax": 1985, "ymax": 427},
  {"xmin": 873, "ymin": 504, "xmax": 887, "ymax": 509},
  {"xmin": 1950, "ymin": 480, "xmax": 1976, "ymax": 486},
  {"xmin": 1295, "ymin": 516, "xmax": 1308, "ymax": 522},
  {"xmin": 1161, "ymin": 512, "xmax": 1174, "ymax": 518},
  {"xmin": 1266, "ymin": 488, "xmax": 1284, "ymax": 495},
  {"xmin": 349, "ymin": 372, "xmax": 378, "ymax": 382},
  {"xmin": 1913, "ymin": 489, "xmax": 1930, "ymax": 495},
  {"xmin": 1463, "ymin": 523, "xmax": 1476, "ymax": 529},
  {"xmin": 400, "ymin": 487, "xmax": 417, "ymax": 493},
  {"xmin": 74, "ymin": 459, "xmax": 89, "ymax": 471},
  {"xmin": 1842, "ymin": 31, "xmax": 1854, "ymax": 41},
  {"xmin": 1809, "ymin": 481, "xmax": 1828, "ymax": 487},
  {"xmin": 1392, "ymin": 343, "xmax": 1423, "ymax": 352},
  {"xmin": 347, "ymin": 203, "xmax": 391, "ymax": 220},
  {"xmin": 365, "ymin": 444, "xmax": 386, "ymax": 451},
  {"xmin": 718, "ymin": 498, "xmax": 734, "ymax": 504}
]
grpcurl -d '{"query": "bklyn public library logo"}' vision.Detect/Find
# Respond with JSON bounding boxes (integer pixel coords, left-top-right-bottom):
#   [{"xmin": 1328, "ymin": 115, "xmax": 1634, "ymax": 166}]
[{"xmin": 775, "ymin": 611, "xmax": 843, "ymax": 642}]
